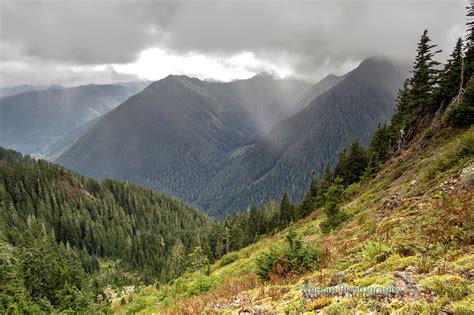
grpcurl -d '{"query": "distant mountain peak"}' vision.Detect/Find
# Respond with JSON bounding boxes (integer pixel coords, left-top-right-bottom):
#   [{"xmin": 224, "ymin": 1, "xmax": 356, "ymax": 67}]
[
  {"xmin": 252, "ymin": 72, "xmax": 277, "ymax": 80},
  {"xmin": 355, "ymin": 56, "xmax": 398, "ymax": 72},
  {"xmin": 320, "ymin": 73, "xmax": 340, "ymax": 82}
]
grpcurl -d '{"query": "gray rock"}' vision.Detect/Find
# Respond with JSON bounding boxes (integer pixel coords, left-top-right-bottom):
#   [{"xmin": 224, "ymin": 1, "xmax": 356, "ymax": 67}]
[{"xmin": 328, "ymin": 271, "xmax": 345, "ymax": 286}]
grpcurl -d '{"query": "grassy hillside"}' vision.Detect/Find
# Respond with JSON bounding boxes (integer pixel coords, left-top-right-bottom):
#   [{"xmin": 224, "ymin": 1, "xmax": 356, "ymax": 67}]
[{"xmin": 120, "ymin": 125, "xmax": 473, "ymax": 314}]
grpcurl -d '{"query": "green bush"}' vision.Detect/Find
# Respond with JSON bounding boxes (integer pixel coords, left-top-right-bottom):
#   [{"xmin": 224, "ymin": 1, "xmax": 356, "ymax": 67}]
[
  {"xmin": 219, "ymin": 252, "xmax": 239, "ymax": 267},
  {"xmin": 320, "ymin": 211, "xmax": 350, "ymax": 234},
  {"xmin": 255, "ymin": 229, "xmax": 321, "ymax": 280},
  {"xmin": 362, "ymin": 242, "xmax": 391, "ymax": 263},
  {"xmin": 420, "ymin": 275, "xmax": 470, "ymax": 300},
  {"xmin": 344, "ymin": 182, "xmax": 361, "ymax": 199},
  {"xmin": 185, "ymin": 274, "xmax": 218, "ymax": 296}
]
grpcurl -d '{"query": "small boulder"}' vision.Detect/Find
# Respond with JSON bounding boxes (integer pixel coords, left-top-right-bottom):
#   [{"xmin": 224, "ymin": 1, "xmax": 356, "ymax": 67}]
[{"xmin": 328, "ymin": 271, "xmax": 345, "ymax": 286}]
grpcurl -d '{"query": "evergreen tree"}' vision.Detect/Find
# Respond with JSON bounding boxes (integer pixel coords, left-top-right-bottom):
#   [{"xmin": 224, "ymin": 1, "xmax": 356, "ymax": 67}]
[
  {"xmin": 390, "ymin": 78, "xmax": 414, "ymax": 142},
  {"xmin": 229, "ymin": 224, "xmax": 245, "ymax": 251},
  {"xmin": 368, "ymin": 123, "xmax": 392, "ymax": 164},
  {"xmin": 248, "ymin": 205, "xmax": 260, "ymax": 241},
  {"xmin": 361, "ymin": 152, "xmax": 381, "ymax": 182},
  {"xmin": 187, "ymin": 246, "xmax": 209, "ymax": 275},
  {"xmin": 346, "ymin": 139, "xmax": 369, "ymax": 185},
  {"xmin": 309, "ymin": 171, "xmax": 319, "ymax": 200},
  {"xmin": 436, "ymin": 37, "xmax": 464, "ymax": 104},
  {"xmin": 410, "ymin": 29, "xmax": 441, "ymax": 113},
  {"xmin": 465, "ymin": 2, "xmax": 474, "ymax": 80},
  {"xmin": 169, "ymin": 240, "xmax": 186, "ymax": 279},
  {"xmin": 390, "ymin": 30, "xmax": 441, "ymax": 146},
  {"xmin": 279, "ymin": 192, "xmax": 294, "ymax": 228},
  {"xmin": 334, "ymin": 148, "xmax": 350, "ymax": 184},
  {"xmin": 448, "ymin": 79, "xmax": 474, "ymax": 126},
  {"xmin": 320, "ymin": 177, "xmax": 349, "ymax": 233},
  {"xmin": 316, "ymin": 165, "xmax": 334, "ymax": 207},
  {"xmin": 334, "ymin": 139, "xmax": 368, "ymax": 186},
  {"xmin": 298, "ymin": 171, "xmax": 319, "ymax": 218}
]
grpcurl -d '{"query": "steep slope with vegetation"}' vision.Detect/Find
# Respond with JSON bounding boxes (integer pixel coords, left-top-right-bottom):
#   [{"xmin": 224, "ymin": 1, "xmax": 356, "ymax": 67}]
[
  {"xmin": 118, "ymin": 26, "xmax": 474, "ymax": 314},
  {"xmin": 0, "ymin": 146, "xmax": 303, "ymax": 313},
  {"xmin": 124, "ymin": 125, "xmax": 472, "ymax": 314},
  {"xmin": 0, "ymin": 148, "xmax": 213, "ymax": 312},
  {"xmin": 2, "ymin": 8, "xmax": 473, "ymax": 315}
]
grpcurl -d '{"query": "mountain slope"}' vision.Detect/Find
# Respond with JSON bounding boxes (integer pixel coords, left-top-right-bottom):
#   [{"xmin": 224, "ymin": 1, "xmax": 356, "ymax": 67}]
[
  {"xmin": 200, "ymin": 57, "xmax": 404, "ymax": 216},
  {"xmin": 295, "ymin": 73, "xmax": 345, "ymax": 111},
  {"xmin": 57, "ymin": 75, "xmax": 309, "ymax": 205},
  {"xmin": 36, "ymin": 117, "xmax": 101, "ymax": 160},
  {"xmin": 0, "ymin": 82, "xmax": 149, "ymax": 155},
  {"xmin": 121, "ymin": 123, "xmax": 474, "ymax": 315},
  {"xmin": 221, "ymin": 73, "xmax": 312, "ymax": 131},
  {"xmin": 0, "ymin": 146, "xmax": 212, "ymax": 284},
  {"xmin": 58, "ymin": 58, "xmax": 403, "ymax": 217}
]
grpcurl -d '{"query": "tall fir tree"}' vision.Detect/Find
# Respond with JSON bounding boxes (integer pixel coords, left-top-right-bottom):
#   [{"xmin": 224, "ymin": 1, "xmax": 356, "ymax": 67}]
[
  {"xmin": 410, "ymin": 29, "xmax": 441, "ymax": 113},
  {"xmin": 316, "ymin": 165, "xmax": 334, "ymax": 207},
  {"xmin": 169, "ymin": 240, "xmax": 186, "ymax": 279},
  {"xmin": 465, "ymin": 2, "xmax": 474, "ymax": 80},
  {"xmin": 436, "ymin": 37, "xmax": 464, "ymax": 104},
  {"xmin": 390, "ymin": 29, "xmax": 441, "ymax": 146},
  {"xmin": 309, "ymin": 171, "xmax": 319, "ymax": 200},
  {"xmin": 390, "ymin": 78, "xmax": 414, "ymax": 140},
  {"xmin": 448, "ymin": 79, "xmax": 474, "ymax": 126},
  {"xmin": 334, "ymin": 139, "xmax": 368, "ymax": 186},
  {"xmin": 279, "ymin": 192, "xmax": 294, "ymax": 229},
  {"xmin": 298, "ymin": 171, "xmax": 319, "ymax": 218},
  {"xmin": 334, "ymin": 148, "xmax": 350, "ymax": 184},
  {"xmin": 368, "ymin": 123, "xmax": 392, "ymax": 163}
]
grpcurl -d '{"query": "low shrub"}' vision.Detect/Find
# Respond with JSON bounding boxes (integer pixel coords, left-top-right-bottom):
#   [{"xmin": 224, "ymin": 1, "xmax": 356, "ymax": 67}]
[
  {"xmin": 256, "ymin": 229, "xmax": 322, "ymax": 280},
  {"xmin": 420, "ymin": 275, "xmax": 471, "ymax": 300},
  {"xmin": 219, "ymin": 252, "xmax": 239, "ymax": 267},
  {"xmin": 362, "ymin": 241, "xmax": 391, "ymax": 263},
  {"xmin": 320, "ymin": 211, "xmax": 350, "ymax": 234}
]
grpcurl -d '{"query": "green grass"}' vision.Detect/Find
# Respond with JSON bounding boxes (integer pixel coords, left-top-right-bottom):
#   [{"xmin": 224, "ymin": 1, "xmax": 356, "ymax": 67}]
[{"xmin": 121, "ymin": 127, "xmax": 474, "ymax": 314}]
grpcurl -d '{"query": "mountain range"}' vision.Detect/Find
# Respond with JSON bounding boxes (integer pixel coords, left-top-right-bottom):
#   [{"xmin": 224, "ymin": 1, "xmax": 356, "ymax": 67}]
[
  {"xmin": 57, "ymin": 57, "xmax": 404, "ymax": 217},
  {"xmin": 0, "ymin": 81, "xmax": 150, "ymax": 157},
  {"xmin": 197, "ymin": 57, "xmax": 404, "ymax": 216}
]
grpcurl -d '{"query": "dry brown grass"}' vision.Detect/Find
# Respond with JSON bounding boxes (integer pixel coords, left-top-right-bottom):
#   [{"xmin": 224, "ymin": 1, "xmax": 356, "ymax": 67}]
[{"xmin": 164, "ymin": 273, "xmax": 258, "ymax": 314}]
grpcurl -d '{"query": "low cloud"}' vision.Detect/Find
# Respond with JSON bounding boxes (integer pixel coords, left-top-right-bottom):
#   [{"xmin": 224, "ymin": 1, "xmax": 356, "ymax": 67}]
[{"xmin": 0, "ymin": 0, "xmax": 467, "ymax": 85}]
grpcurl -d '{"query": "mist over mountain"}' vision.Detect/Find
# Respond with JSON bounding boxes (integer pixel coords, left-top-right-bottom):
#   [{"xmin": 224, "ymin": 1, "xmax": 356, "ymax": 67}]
[
  {"xmin": 56, "ymin": 74, "xmax": 309, "ymax": 204},
  {"xmin": 221, "ymin": 73, "xmax": 312, "ymax": 132},
  {"xmin": 57, "ymin": 57, "xmax": 404, "ymax": 217},
  {"xmin": 0, "ymin": 81, "xmax": 150, "ymax": 156},
  {"xmin": 0, "ymin": 84, "xmax": 64, "ymax": 98},
  {"xmin": 200, "ymin": 57, "xmax": 405, "ymax": 216}
]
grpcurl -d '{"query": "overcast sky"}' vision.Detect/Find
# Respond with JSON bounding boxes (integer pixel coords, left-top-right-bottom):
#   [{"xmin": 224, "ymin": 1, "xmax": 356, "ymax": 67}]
[{"xmin": 0, "ymin": 0, "xmax": 468, "ymax": 87}]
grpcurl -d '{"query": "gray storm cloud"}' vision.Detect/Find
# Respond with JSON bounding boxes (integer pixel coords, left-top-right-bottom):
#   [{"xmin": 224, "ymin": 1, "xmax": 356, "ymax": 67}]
[{"xmin": 0, "ymin": 0, "xmax": 467, "ymax": 85}]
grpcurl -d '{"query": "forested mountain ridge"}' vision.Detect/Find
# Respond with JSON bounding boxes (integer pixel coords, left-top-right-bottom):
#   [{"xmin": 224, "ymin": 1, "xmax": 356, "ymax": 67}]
[
  {"xmin": 0, "ymin": 146, "xmax": 215, "ymax": 311},
  {"xmin": 57, "ymin": 58, "xmax": 404, "ymax": 218},
  {"xmin": 0, "ymin": 81, "xmax": 150, "ymax": 157},
  {"xmin": 0, "ymin": 145, "xmax": 308, "ymax": 312},
  {"xmin": 200, "ymin": 57, "xmax": 405, "ymax": 217},
  {"xmin": 56, "ymin": 74, "xmax": 310, "ymax": 206}
]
